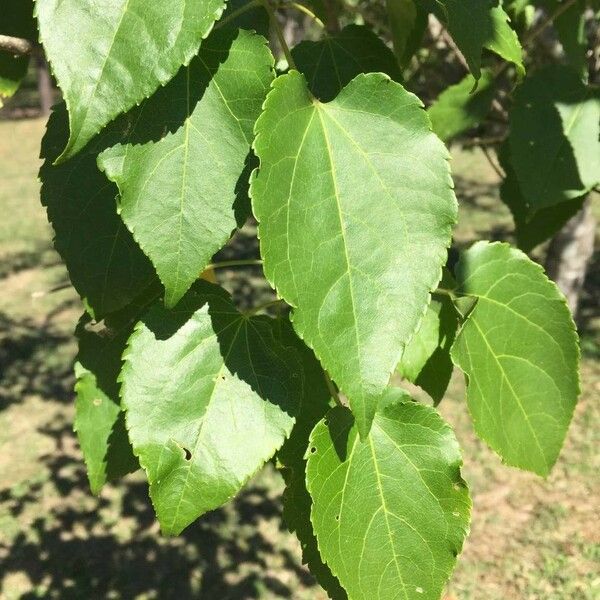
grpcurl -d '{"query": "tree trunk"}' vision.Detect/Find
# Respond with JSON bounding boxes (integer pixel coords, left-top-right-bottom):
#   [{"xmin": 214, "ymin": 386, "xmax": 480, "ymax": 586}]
[
  {"xmin": 36, "ymin": 51, "xmax": 53, "ymax": 117},
  {"xmin": 545, "ymin": 196, "xmax": 596, "ymax": 318}
]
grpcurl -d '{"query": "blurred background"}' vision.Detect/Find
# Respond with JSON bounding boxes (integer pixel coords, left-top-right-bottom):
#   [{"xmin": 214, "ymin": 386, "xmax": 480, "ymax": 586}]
[{"xmin": 0, "ymin": 6, "xmax": 599, "ymax": 599}]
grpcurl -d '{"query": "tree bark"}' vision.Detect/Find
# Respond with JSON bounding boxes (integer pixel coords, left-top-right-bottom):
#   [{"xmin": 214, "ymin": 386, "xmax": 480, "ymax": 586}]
[
  {"xmin": 545, "ymin": 196, "xmax": 596, "ymax": 317},
  {"xmin": 0, "ymin": 34, "xmax": 33, "ymax": 56},
  {"xmin": 35, "ymin": 52, "xmax": 53, "ymax": 117}
]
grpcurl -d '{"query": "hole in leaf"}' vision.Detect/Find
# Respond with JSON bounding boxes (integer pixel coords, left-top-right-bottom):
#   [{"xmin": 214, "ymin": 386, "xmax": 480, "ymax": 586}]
[
  {"xmin": 183, "ymin": 447, "xmax": 192, "ymax": 461},
  {"xmin": 310, "ymin": 447, "xmax": 317, "ymax": 454},
  {"xmin": 335, "ymin": 514, "xmax": 339, "ymax": 521}
]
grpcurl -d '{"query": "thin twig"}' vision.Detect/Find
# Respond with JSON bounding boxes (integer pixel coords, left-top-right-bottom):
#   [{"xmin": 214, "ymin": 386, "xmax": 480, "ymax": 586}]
[
  {"xmin": 285, "ymin": 1, "xmax": 325, "ymax": 28},
  {"xmin": 321, "ymin": 0, "xmax": 341, "ymax": 33},
  {"xmin": 245, "ymin": 298, "xmax": 287, "ymax": 316},
  {"xmin": 461, "ymin": 134, "xmax": 506, "ymax": 148},
  {"xmin": 439, "ymin": 25, "xmax": 469, "ymax": 73},
  {"xmin": 206, "ymin": 258, "xmax": 264, "ymax": 270},
  {"xmin": 481, "ymin": 145, "xmax": 506, "ymax": 179},
  {"xmin": 0, "ymin": 34, "xmax": 33, "ymax": 56},
  {"xmin": 31, "ymin": 282, "xmax": 72, "ymax": 299},
  {"xmin": 262, "ymin": 0, "xmax": 297, "ymax": 69},
  {"xmin": 523, "ymin": 0, "xmax": 579, "ymax": 47},
  {"xmin": 432, "ymin": 287, "xmax": 457, "ymax": 301},
  {"xmin": 490, "ymin": 98, "xmax": 508, "ymax": 122}
]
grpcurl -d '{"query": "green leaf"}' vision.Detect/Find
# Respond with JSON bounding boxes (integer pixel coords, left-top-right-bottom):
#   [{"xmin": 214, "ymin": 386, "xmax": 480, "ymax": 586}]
[
  {"xmin": 0, "ymin": 53, "xmax": 29, "ymax": 106},
  {"xmin": 40, "ymin": 104, "xmax": 157, "ymax": 319},
  {"xmin": 0, "ymin": 0, "xmax": 36, "ymax": 105},
  {"xmin": 428, "ymin": 69, "xmax": 496, "ymax": 142},
  {"xmin": 274, "ymin": 320, "xmax": 346, "ymax": 599},
  {"xmin": 251, "ymin": 71, "xmax": 457, "ymax": 437},
  {"xmin": 505, "ymin": 0, "xmax": 535, "ymax": 29},
  {"xmin": 498, "ymin": 144, "xmax": 585, "ymax": 252},
  {"xmin": 36, "ymin": 0, "xmax": 225, "ymax": 162},
  {"xmin": 306, "ymin": 389, "xmax": 471, "ymax": 600},
  {"xmin": 508, "ymin": 65, "xmax": 600, "ymax": 213},
  {"xmin": 385, "ymin": 0, "xmax": 428, "ymax": 67},
  {"xmin": 3, "ymin": 0, "xmax": 38, "ymax": 41},
  {"xmin": 451, "ymin": 241, "xmax": 580, "ymax": 476},
  {"xmin": 486, "ymin": 4, "xmax": 525, "ymax": 77},
  {"xmin": 292, "ymin": 24, "xmax": 402, "ymax": 102},
  {"xmin": 74, "ymin": 299, "xmax": 154, "ymax": 494},
  {"xmin": 99, "ymin": 29, "xmax": 274, "ymax": 307},
  {"xmin": 541, "ymin": 0, "xmax": 587, "ymax": 78},
  {"xmin": 121, "ymin": 282, "xmax": 301, "ymax": 535},
  {"xmin": 397, "ymin": 294, "xmax": 458, "ymax": 403},
  {"xmin": 435, "ymin": 0, "xmax": 523, "ymax": 78}
]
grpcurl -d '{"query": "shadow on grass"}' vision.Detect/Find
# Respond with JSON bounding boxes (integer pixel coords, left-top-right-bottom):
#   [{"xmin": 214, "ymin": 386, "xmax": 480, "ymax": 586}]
[
  {"xmin": 1, "ymin": 414, "xmax": 314, "ymax": 598},
  {"xmin": 0, "ymin": 301, "xmax": 76, "ymax": 411}
]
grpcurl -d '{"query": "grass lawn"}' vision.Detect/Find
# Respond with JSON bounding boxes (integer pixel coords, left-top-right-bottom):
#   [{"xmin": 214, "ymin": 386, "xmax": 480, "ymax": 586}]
[{"xmin": 0, "ymin": 117, "xmax": 598, "ymax": 599}]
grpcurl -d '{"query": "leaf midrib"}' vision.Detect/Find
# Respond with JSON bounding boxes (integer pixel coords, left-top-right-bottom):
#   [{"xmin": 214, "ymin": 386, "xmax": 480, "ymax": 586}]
[
  {"xmin": 167, "ymin": 315, "xmax": 246, "ymax": 531},
  {"xmin": 314, "ymin": 104, "xmax": 364, "ymax": 417}
]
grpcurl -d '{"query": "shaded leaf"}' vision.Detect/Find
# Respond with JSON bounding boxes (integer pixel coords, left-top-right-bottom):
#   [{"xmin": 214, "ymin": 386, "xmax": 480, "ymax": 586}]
[
  {"xmin": 508, "ymin": 65, "xmax": 600, "ymax": 213},
  {"xmin": 428, "ymin": 69, "xmax": 496, "ymax": 142},
  {"xmin": 99, "ymin": 29, "xmax": 274, "ymax": 307},
  {"xmin": 221, "ymin": 0, "xmax": 269, "ymax": 37},
  {"xmin": 0, "ymin": 53, "xmax": 29, "ymax": 105},
  {"xmin": 397, "ymin": 293, "xmax": 458, "ymax": 403},
  {"xmin": 121, "ymin": 282, "xmax": 301, "ymax": 535},
  {"xmin": 36, "ymin": 0, "xmax": 225, "ymax": 161},
  {"xmin": 274, "ymin": 320, "xmax": 346, "ymax": 599},
  {"xmin": 435, "ymin": 0, "xmax": 523, "ymax": 78},
  {"xmin": 306, "ymin": 389, "xmax": 471, "ymax": 600},
  {"xmin": 251, "ymin": 71, "xmax": 457, "ymax": 437},
  {"xmin": 292, "ymin": 24, "xmax": 402, "ymax": 102},
  {"xmin": 386, "ymin": 0, "xmax": 428, "ymax": 67},
  {"xmin": 498, "ymin": 144, "xmax": 585, "ymax": 252},
  {"xmin": 451, "ymin": 241, "xmax": 580, "ymax": 476},
  {"xmin": 39, "ymin": 104, "xmax": 157, "ymax": 319},
  {"xmin": 74, "ymin": 290, "xmax": 160, "ymax": 493},
  {"xmin": 542, "ymin": 0, "xmax": 587, "ymax": 78},
  {"xmin": 0, "ymin": 0, "xmax": 36, "ymax": 105}
]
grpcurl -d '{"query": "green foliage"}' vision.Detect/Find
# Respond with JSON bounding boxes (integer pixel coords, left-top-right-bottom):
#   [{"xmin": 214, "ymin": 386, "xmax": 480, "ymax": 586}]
[
  {"xmin": 275, "ymin": 321, "xmax": 346, "ymax": 598},
  {"xmin": 292, "ymin": 24, "xmax": 401, "ymax": 101},
  {"xmin": 432, "ymin": 0, "xmax": 523, "ymax": 78},
  {"xmin": 451, "ymin": 242, "xmax": 580, "ymax": 476},
  {"xmin": 306, "ymin": 389, "xmax": 471, "ymax": 600},
  {"xmin": 508, "ymin": 66, "xmax": 600, "ymax": 213},
  {"xmin": 0, "ymin": 0, "xmax": 36, "ymax": 105},
  {"xmin": 98, "ymin": 28, "xmax": 274, "ymax": 307},
  {"xmin": 397, "ymin": 290, "xmax": 458, "ymax": 403},
  {"xmin": 0, "ymin": 52, "xmax": 28, "ymax": 105},
  {"xmin": 427, "ymin": 69, "xmax": 496, "ymax": 142},
  {"xmin": 74, "ymin": 303, "xmax": 147, "ymax": 493},
  {"xmin": 251, "ymin": 70, "xmax": 456, "ymax": 437},
  {"xmin": 40, "ymin": 105, "xmax": 157, "ymax": 318},
  {"xmin": 385, "ymin": 0, "xmax": 428, "ymax": 67},
  {"xmin": 499, "ymin": 145, "xmax": 585, "ymax": 252},
  {"xmin": 121, "ymin": 282, "xmax": 302, "ymax": 535},
  {"xmin": 28, "ymin": 0, "xmax": 592, "ymax": 597},
  {"xmin": 36, "ymin": 0, "xmax": 225, "ymax": 161},
  {"xmin": 542, "ymin": 0, "xmax": 588, "ymax": 78}
]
